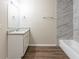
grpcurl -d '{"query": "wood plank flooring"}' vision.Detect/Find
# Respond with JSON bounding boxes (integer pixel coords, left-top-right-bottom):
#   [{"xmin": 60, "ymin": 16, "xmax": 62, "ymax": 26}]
[{"xmin": 22, "ymin": 46, "xmax": 69, "ymax": 59}]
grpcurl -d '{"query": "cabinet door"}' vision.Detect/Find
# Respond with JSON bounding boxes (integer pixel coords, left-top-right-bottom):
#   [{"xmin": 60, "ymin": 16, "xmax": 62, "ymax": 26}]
[
  {"xmin": 23, "ymin": 36, "xmax": 28, "ymax": 54},
  {"xmin": 8, "ymin": 35, "xmax": 23, "ymax": 58},
  {"xmin": 23, "ymin": 32, "xmax": 29, "ymax": 54}
]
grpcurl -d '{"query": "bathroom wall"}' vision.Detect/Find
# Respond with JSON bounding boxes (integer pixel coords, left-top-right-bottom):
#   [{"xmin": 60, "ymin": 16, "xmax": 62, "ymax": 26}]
[
  {"xmin": 73, "ymin": 0, "xmax": 79, "ymax": 42},
  {"xmin": 20, "ymin": 0, "xmax": 57, "ymax": 45},
  {"xmin": 0, "ymin": 0, "xmax": 8, "ymax": 59},
  {"xmin": 57, "ymin": 0, "xmax": 73, "ymax": 39}
]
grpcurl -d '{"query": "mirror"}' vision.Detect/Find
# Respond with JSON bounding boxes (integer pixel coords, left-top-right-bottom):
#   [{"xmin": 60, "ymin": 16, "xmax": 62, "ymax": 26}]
[{"xmin": 8, "ymin": 0, "xmax": 20, "ymax": 30}]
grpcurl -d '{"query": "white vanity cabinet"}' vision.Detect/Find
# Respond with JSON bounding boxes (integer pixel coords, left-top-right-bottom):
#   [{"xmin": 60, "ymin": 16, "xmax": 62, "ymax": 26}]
[{"xmin": 8, "ymin": 29, "xmax": 29, "ymax": 59}]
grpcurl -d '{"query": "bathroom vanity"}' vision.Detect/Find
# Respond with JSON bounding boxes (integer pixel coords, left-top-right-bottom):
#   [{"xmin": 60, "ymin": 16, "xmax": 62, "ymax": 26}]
[{"xmin": 7, "ymin": 28, "xmax": 29, "ymax": 59}]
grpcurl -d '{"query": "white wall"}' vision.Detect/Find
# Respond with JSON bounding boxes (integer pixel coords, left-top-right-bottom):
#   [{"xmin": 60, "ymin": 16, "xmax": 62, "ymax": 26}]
[
  {"xmin": 0, "ymin": 0, "xmax": 8, "ymax": 59},
  {"xmin": 20, "ymin": 0, "xmax": 57, "ymax": 45}
]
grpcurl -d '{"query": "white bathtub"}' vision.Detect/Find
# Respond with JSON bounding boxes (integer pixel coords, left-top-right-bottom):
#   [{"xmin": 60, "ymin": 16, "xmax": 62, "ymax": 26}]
[{"xmin": 59, "ymin": 40, "xmax": 79, "ymax": 59}]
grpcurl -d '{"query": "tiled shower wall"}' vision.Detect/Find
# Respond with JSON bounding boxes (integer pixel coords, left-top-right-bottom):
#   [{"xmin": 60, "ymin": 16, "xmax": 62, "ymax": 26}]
[
  {"xmin": 73, "ymin": 0, "xmax": 79, "ymax": 42},
  {"xmin": 57, "ymin": 0, "xmax": 73, "ymax": 39}
]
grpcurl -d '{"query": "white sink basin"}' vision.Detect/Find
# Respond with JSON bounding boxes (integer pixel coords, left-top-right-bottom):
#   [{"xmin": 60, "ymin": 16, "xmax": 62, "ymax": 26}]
[{"xmin": 8, "ymin": 28, "xmax": 29, "ymax": 35}]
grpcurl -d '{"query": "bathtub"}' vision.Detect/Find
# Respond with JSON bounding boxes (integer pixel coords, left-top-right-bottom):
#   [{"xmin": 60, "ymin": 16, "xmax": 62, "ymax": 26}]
[{"xmin": 59, "ymin": 40, "xmax": 79, "ymax": 59}]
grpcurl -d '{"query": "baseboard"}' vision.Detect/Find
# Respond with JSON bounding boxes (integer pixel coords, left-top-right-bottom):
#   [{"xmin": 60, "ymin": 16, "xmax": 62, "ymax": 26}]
[{"xmin": 29, "ymin": 44, "xmax": 57, "ymax": 46}]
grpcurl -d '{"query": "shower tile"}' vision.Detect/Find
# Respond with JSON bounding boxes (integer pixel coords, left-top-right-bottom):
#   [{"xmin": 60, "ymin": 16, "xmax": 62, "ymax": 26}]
[{"xmin": 57, "ymin": 0, "xmax": 73, "ymax": 39}]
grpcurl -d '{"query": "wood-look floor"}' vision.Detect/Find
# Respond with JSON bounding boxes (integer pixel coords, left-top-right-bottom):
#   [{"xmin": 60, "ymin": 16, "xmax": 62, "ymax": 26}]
[{"xmin": 22, "ymin": 46, "xmax": 69, "ymax": 59}]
